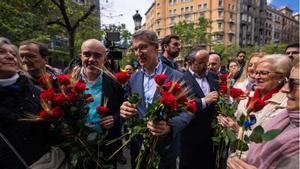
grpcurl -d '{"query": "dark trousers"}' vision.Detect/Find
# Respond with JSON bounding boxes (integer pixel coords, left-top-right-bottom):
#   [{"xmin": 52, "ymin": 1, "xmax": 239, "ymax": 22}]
[{"xmin": 180, "ymin": 141, "xmax": 214, "ymax": 169}]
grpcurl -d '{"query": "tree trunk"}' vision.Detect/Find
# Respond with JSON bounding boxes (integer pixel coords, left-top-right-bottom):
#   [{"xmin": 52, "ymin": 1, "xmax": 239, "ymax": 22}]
[{"xmin": 69, "ymin": 30, "xmax": 75, "ymax": 59}]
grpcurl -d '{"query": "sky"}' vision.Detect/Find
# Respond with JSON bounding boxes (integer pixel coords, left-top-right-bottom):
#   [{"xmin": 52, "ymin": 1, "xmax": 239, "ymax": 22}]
[{"xmin": 100, "ymin": 0, "xmax": 299, "ymax": 33}]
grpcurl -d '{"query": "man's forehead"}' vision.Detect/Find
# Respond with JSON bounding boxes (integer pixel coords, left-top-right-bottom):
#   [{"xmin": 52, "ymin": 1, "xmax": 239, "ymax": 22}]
[{"xmin": 20, "ymin": 43, "xmax": 39, "ymax": 52}]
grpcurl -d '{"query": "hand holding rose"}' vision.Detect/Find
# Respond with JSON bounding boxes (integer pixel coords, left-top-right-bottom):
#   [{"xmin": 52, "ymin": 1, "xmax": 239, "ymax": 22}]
[{"xmin": 120, "ymin": 101, "xmax": 137, "ymax": 118}]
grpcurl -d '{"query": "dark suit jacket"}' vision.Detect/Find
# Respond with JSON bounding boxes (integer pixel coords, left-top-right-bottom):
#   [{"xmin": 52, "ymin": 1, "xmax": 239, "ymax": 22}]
[
  {"xmin": 180, "ymin": 70, "xmax": 219, "ymax": 169},
  {"xmin": 101, "ymin": 73, "xmax": 124, "ymax": 159},
  {"xmin": 128, "ymin": 64, "xmax": 193, "ymax": 169}
]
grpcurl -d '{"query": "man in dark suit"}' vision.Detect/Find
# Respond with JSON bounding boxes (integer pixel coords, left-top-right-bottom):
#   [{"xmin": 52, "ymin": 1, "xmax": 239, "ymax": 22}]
[
  {"xmin": 159, "ymin": 35, "xmax": 181, "ymax": 70},
  {"xmin": 78, "ymin": 39, "xmax": 123, "ymax": 168},
  {"xmin": 120, "ymin": 30, "xmax": 192, "ymax": 169},
  {"xmin": 180, "ymin": 47, "xmax": 219, "ymax": 169}
]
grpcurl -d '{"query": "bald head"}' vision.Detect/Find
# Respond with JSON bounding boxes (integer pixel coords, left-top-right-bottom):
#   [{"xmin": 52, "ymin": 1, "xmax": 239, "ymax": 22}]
[
  {"xmin": 81, "ymin": 39, "xmax": 106, "ymax": 52},
  {"xmin": 80, "ymin": 39, "xmax": 107, "ymax": 79},
  {"xmin": 208, "ymin": 53, "xmax": 221, "ymax": 74}
]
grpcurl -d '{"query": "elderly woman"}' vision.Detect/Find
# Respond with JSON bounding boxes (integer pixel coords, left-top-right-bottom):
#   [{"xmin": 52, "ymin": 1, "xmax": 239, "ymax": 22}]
[
  {"xmin": 234, "ymin": 53, "xmax": 264, "ymax": 92},
  {"xmin": 218, "ymin": 54, "xmax": 292, "ymax": 156},
  {"xmin": 0, "ymin": 39, "xmax": 62, "ymax": 168},
  {"xmin": 227, "ymin": 60, "xmax": 299, "ymax": 169}
]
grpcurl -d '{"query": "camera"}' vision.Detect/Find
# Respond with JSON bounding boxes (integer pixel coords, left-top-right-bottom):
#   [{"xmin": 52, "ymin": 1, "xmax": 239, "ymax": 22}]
[{"xmin": 104, "ymin": 32, "xmax": 123, "ymax": 60}]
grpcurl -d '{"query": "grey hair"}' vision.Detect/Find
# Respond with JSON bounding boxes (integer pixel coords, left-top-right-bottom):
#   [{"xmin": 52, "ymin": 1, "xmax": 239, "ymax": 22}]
[
  {"xmin": 257, "ymin": 54, "xmax": 292, "ymax": 77},
  {"xmin": 132, "ymin": 29, "xmax": 158, "ymax": 44},
  {"xmin": 185, "ymin": 46, "xmax": 207, "ymax": 62}
]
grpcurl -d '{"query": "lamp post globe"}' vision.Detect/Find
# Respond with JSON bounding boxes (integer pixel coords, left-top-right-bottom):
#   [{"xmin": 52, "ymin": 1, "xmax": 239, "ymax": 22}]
[{"xmin": 133, "ymin": 10, "xmax": 142, "ymax": 31}]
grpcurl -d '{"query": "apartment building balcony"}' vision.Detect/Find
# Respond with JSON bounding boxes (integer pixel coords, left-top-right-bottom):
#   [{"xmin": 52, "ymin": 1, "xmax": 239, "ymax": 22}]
[
  {"xmin": 228, "ymin": 30, "xmax": 235, "ymax": 34},
  {"xmin": 216, "ymin": 17, "xmax": 224, "ymax": 21},
  {"xmin": 229, "ymin": 18, "xmax": 235, "ymax": 23}
]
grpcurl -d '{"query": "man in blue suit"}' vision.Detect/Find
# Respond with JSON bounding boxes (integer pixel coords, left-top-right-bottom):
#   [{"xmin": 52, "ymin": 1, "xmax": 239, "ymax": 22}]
[
  {"xmin": 120, "ymin": 30, "xmax": 192, "ymax": 169},
  {"xmin": 180, "ymin": 47, "xmax": 219, "ymax": 169}
]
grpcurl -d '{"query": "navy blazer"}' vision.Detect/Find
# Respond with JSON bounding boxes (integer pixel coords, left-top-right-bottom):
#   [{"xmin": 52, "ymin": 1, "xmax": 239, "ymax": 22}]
[
  {"xmin": 128, "ymin": 64, "xmax": 193, "ymax": 168},
  {"xmin": 181, "ymin": 70, "xmax": 219, "ymax": 144}
]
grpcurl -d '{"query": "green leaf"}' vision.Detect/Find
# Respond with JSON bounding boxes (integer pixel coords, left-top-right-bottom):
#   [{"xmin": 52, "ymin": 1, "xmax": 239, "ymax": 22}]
[
  {"xmin": 226, "ymin": 128, "xmax": 237, "ymax": 142},
  {"xmin": 261, "ymin": 129, "xmax": 282, "ymax": 141},
  {"xmin": 212, "ymin": 136, "xmax": 221, "ymax": 143},
  {"xmin": 249, "ymin": 126, "xmax": 264, "ymax": 143},
  {"xmin": 128, "ymin": 92, "xmax": 141, "ymax": 104}
]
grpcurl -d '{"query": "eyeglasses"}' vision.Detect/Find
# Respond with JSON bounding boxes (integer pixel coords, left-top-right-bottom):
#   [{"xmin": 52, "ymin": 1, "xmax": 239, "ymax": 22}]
[
  {"xmin": 254, "ymin": 70, "xmax": 280, "ymax": 77},
  {"xmin": 285, "ymin": 77, "xmax": 300, "ymax": 91}
]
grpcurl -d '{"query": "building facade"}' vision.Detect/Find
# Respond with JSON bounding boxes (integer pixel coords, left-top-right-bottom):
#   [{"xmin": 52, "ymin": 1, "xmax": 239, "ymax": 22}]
[
  {"xmin": 145, "ymin": 0, "xmax": 299, "ymax": 47},
  {"xmin": 145, "ymin": 0, "xmax": 238, "ymax": 45}
]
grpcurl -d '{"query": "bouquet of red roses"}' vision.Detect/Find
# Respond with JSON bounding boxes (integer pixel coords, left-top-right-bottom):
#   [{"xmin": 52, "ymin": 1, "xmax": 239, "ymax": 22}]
[
  {"xmin": 212, "ymin": 73, "xmax": 245, "ymax": 168},
  {"xmin": 107, "ymin": 74, "xmax": 196, "ymax": 169},
  {"xmin": 31, "ymin": 74, "xmax": 111, "ymax": 169}
]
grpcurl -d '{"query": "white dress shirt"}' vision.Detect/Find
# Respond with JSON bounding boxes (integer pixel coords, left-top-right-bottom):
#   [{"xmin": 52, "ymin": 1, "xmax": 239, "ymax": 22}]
[{"xmin": 189, "ymin": 68, "xmax": 210, "ymax": 108}]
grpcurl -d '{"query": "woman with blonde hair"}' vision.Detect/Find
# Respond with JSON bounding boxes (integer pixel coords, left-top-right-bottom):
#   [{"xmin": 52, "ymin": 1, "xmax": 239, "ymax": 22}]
[{"xmin": 234, "ymin": 53, "xmax": 264, "ymax": 92}]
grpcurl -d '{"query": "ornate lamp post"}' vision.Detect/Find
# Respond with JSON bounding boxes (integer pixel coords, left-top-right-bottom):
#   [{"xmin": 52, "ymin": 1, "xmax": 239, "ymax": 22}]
[{"xmin": 133, "ymin": 10, "xmax": 142, "ymax": 31}]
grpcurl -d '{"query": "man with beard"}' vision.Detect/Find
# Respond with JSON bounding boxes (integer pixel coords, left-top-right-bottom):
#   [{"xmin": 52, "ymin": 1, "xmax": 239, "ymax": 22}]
[{"xmin": 160, "ymin": 35, "xmax": 181, "ymax": 70}]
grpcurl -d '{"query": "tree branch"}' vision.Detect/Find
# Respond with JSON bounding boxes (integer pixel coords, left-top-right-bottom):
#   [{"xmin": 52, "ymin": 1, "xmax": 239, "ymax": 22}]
[
  {"xmin": 73, "ymin": 4, "xmax": 96, "ymax": 30},
  {"xmin": 50, "ymin": 0, "xmax": 60, "ymax": 7},
  {"xmin": 32, "ymin": 0, "xmax": 45, "ymax": 8},
  {"xmin": 47, "ymin": 20, "xmax": 67, "ymax": 28}
]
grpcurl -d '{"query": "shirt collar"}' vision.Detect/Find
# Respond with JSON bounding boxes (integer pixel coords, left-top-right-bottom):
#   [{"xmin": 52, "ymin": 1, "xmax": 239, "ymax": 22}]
[
  {"xmin": 141, "ymin": 60, "xmax": 163, "ymax": 78},
  {"xmin": 80, "ymin": 68, "xmax": 103, "ymax": 86},
  {"xmin": 0, "ymin": 73, "xmax": 19, "ymax": 87}
]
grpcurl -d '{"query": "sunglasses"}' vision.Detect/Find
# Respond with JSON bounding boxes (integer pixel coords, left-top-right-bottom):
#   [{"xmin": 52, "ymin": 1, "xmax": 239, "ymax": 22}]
[{"xmin": 285, "ymin": 77, "xmax": 300, "ymax": 91}]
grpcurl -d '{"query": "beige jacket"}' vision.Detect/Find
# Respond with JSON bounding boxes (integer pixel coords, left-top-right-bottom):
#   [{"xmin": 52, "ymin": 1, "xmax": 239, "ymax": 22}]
[{"xmin": 233, "ymin": 91, "xmax": 287, "ymax": 159}]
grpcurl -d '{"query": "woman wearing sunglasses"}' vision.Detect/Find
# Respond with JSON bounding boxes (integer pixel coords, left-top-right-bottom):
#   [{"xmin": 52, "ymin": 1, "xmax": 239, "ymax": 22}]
[
  {"xmin": 218, "ymin": 54, "xmax": 292, "ymax": 157},
  {"xmin": 227, "ymin": 59, "xmax": 299, "ymax": 169}
]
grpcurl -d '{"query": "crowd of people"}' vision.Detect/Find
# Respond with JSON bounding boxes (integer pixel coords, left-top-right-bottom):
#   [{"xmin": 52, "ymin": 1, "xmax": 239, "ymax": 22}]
[{"xmin": 0, "ymin": 29, "xmax": 299, "ymax": 169}]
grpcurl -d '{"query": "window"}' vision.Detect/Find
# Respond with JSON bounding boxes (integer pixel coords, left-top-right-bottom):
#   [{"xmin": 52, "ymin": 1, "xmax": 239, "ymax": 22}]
[
  {"xmin": 157, "ymin": 3, "xmax": 160, "ymax": 7},
  {"xmin": 198, "ymin": 4, "xmax": 202, "ymax": 10},
  {"xmin": 218, "ymin": 11, "xmax": 222, "ymax": 17},
  {"xmin": 229, "ymin": 35, "xmax": 233, "ymax": 42},
  {"xmin": 218, "ymin": 0, "xmax": 222, "ymax": 7},
  {"xmin": 204, "ymin": 3, "xmax": 207, "ymax": 9},
  {"xmin": 157, "ymin": 20, "xmax": 160, "ymax": 27},
  {"xmin": 230, "ymin": 13, "xmax": 233, "ymax": 19},
  {"xmin": 232, "ymin": 5, "xmax": 234, "ymax": 10},
  {"xmin": 228, "ymin": 4, "xmax": 231, "ymax": 10},
  {"xmin": 229, "ymin": 23, "xmax": 233, "ymax": 29},
  {"xmin": 181, "ymin": 8, "xmax": 184, "ymax": 13},
  {"xmin": 185, "ymin": 7, "xmax": 189, "ymax": 12},
  {"xmin": 169, "ymin": 10, "xmax": 172, "ymax": 15},
  {"xmin": 199, "ymin": 12, "xmax": 205, "ymax": 17},
  {"xmin": 218, "ymin": 23, "xmax": 222, "ymax": 29},
  {"xmin": 173, "ymin": 9, "xmax": 176, "ymax": 14},
  {"xmin": 190, "ymin": 6, "xmax": 193, "ymax": 11},
  {"xmin": 157, "ymin": 12, "xmax": 160, "ymax": 17}
]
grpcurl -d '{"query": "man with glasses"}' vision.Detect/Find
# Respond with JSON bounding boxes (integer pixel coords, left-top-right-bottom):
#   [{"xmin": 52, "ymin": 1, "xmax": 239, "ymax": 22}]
[
  {"xmin": 285, "ymin": 43, "xmax": 299, "ymax": 60},
  {"xmin": 77, "ymin": 39, "xmax": 123, "ymax": 168},
  {"xmin": 19, "ymin": 41, "xmax": 60, "ymax": 90},
  {"xmin": 160, "ymin": 35, "xmax": 181, "ymax": 70},
  {"xmin": 180, "ymin": 47, "xmax": 219, "ymax": 169},
  {"xmin": 120, "ymin": 30, "xmax": 192, "ymax": 169}
]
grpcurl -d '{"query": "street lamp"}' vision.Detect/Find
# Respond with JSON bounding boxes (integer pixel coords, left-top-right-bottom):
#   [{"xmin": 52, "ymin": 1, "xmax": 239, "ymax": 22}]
[{"xmin": 133, "ymin": 10, "xmax": 142, "ymax": 31}]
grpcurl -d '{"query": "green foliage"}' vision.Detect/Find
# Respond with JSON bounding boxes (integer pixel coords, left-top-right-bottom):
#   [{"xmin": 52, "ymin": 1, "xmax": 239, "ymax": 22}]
[
  {"xmin": 262, "ymin": 43, "xmax": 287, "ymax": 54},
  {"xmin": 171, "ymin": 17, "xmax": 211, "ymax": 57}
]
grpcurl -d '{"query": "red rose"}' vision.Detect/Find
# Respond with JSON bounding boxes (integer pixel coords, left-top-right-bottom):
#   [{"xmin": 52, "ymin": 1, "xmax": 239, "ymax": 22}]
[
  {"xmin": 56, "ymin": 75, "xmax": 71, "ymax": 85},
  {"xmin": 187, "ymin": 99, "xmax": 197, "ymax": 113},
  {"xmin": 96, "ymin": 106, "xmax": 109, "ymax": 116},
  {"xmin": 154, "ymin": 74, "xmax": 168, "ymax": 86},
  {"xmin": 253, "ymin": 99, "xmax": 267, "ymax": 112},
  {"xmin": 83, "ymin": 94, "xmax": 92, "ymax": 99},
  {"xmin": 160, "ymin": 91, "xmax": 177, "ymax": 110},
  {"xmin": 74, "ymin": 80, "xmax": 86, "ymax": 93},
  {"xmin": 86, "ymin": 96, "xmax": 94, "ymax": 103},
  {"xmin": 40, "ymin": 88, "xmax": 55, "ymax": 101},
  {"xmin": 53, "ymin": 93, "xmax": 68, "ymax": 104},
  {"xmin": 177, "ymin": 95, "xmax": 188, "ymax": 104},
  {"xmin": 219, "ymin": 84, "xmax": 228, "ymax": 94},
  {"xmin": 38, "ymin": 110, "xmax": 51, "ymax": 120},
  {"xmin": 114, "ymin": 72, "xmax": 130, "ymax": 84},
  {"xmin": 39, "ymin": 75, "xmax": 52, "ymax": 88},
  {"xmin": 230, "ymin": 88, "xmax": 244, "ymax": 99},
  {"xmin": 67, "ymin": 92, "xmax": 76, "ymax": 103},
  {"xmin": 219, "ymin": 74, "xmax": 228, "ymax": 82},
  {"xmin": 163, "ymin": 81, "xmax": 182, "ymax": 95},
  {"xmin": 247, "ymin": 97, "xmax": 267, "ymax": 112},
  {"xmin": 51, "ymin": 106, "xmax": 65, "ymax": 118}
]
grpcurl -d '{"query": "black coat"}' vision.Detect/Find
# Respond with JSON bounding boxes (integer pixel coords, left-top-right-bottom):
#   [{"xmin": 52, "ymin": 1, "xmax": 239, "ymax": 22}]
[
  {"xmin": 180, "ymin": 71, "xmax": 219, "ymax": 169},
  {"xmin": 0, "ymin": 75, "xmax": 54, "ymax": 169}
]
